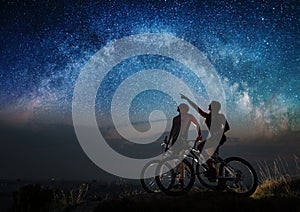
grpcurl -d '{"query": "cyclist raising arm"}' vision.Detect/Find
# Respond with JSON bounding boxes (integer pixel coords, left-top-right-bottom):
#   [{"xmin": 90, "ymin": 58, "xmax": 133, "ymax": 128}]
[
  {"xmin": 180, "ymin": 94, "xmax": 229, "ymax": 152},
  {"xmin": 180, "ymin": 94, "xmax": 230, "ymax": 181}
]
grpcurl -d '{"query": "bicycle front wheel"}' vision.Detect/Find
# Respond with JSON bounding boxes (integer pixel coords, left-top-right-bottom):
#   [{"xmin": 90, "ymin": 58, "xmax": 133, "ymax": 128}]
[
  {"xmin": 155, "ymin": 157, "xmax": 195, "ymax": 196},
  {"xmin": 219, "ymin": 157, "xmax": 258, "ymax": 197},
  {"xmin": 140, "ymin": 160, "xmax": 161, "ymax": 193}
]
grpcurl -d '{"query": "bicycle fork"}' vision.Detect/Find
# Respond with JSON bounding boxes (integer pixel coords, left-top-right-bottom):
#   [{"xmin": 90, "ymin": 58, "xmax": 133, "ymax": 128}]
[{"xmin": 218, "ymin": 163, "xmax": 237, "ymax": 180}]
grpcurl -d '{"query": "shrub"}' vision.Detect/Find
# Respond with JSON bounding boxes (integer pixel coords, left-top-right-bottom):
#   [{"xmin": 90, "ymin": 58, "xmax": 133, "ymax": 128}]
[
  {"xmin": 10, "ymin": 184, "xmax": 53, "ymax": 212},
  {"xmin": 253, "ymin": 155, "xmax": 300, "ymax": 199}
]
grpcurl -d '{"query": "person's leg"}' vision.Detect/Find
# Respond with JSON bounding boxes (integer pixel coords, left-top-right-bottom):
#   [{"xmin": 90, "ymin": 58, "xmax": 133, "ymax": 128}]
[
  {"xmin": 203, "ymin": 147, "xmax": 217, "ymax": 181},
  {"xmin": 209, "ymin": 142, "xmax": 223, "ymax": 177},
  {"xmin": 177, "ymin": 148, "xmax": 185, "ymax": 188},
  {"xmin": 179, "ymin": 162, "xmax": 184, "ymax": 185},
  {"xmin": 197, "ymin": 140, "xmax": 206, "ymax": 152},
  {"xmin": 206, "ymin": 158, "xmax": 216, "ymax": 172},
  {"xmin": 205, "ymin": 159, "xmax": 217, "ymax": 182}
]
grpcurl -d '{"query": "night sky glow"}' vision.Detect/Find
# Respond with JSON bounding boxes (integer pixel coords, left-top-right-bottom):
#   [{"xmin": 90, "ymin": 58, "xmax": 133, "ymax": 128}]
[{"xmin": 0, "ymin": 1, "xmax": 299, "ymax": 180}]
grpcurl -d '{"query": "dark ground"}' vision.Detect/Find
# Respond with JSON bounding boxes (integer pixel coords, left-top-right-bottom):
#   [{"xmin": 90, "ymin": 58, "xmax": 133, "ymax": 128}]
[{"xmin": 86, "ymin": 189, "xmax": 300, "ymax": 212}]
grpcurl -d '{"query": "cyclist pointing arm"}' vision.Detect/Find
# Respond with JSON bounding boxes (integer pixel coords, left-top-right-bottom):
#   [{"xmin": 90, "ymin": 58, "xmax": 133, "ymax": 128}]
[
  {"xmin": 181, "ymin": 94, "xmax": 230, "ymax": 181},
  {"xmin": 180, "ymin": 93, "xmax": 209, "ymax": 119}
]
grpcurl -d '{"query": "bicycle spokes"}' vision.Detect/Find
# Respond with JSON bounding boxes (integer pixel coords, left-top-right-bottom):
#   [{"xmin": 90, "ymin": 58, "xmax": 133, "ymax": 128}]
[{"xmin": 219, "ymin": 157, "xmax": 258, "ymax": 196}]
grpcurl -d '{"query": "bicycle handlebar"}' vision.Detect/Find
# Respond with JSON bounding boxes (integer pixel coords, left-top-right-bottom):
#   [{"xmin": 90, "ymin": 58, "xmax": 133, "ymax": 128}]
[{"xmin": 161, "ymin": 137, "xmax": 201, "ymax": 153}]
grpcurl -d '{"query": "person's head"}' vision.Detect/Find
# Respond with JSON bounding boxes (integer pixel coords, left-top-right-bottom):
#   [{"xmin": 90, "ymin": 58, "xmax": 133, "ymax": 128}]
[
  {"xmin": 177, "ymin": 103, "xmax": 189, "ymax": 114},
  {"xmin": 208, "ymin": 100, "xmax": 221, "ymax": 113}
]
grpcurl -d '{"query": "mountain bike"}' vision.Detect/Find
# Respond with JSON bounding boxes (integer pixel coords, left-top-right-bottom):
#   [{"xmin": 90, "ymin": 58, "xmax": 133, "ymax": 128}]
[
  {"xmin": 155, "ymin": 139, "xmax": 258, "ymax": 196},
  {"xmin": 140, "ymin": 137, "xmax": 196, "ymax": 194}
]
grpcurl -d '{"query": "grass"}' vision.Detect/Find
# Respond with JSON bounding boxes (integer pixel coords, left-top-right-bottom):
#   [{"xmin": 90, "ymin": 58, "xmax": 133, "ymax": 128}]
[
  {"xmin": 53, "ymin": 183, "xmax": 89, "ymax": 207},
  {"xmin": 252, "ymin": 176, "xmax": 300, "ymax": 199},
  {"xmin": 252, "ymin": 154, "xmax": 300, "ymax": 199}
]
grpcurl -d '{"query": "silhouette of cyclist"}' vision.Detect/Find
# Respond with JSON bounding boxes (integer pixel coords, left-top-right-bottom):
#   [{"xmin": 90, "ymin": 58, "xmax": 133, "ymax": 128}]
[
  {"xmin": 166, "ymin": 103, "xmax": 202, "ymax": 188},
  {"xmin": 181, "ymin": 94, "xmax": 230, "ymax": 181}
]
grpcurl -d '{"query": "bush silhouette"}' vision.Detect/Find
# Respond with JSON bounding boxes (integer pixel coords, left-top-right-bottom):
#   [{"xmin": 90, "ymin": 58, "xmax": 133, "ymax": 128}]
[{"xmin": 11, "ymin": 184, "xmax": 53, "ymax": 212}]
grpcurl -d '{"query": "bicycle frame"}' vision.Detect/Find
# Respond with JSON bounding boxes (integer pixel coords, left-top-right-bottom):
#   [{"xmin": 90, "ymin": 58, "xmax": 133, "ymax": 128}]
[{"xmin": 183, "ymin": 140, "xmax": 213, "ymax": 165}]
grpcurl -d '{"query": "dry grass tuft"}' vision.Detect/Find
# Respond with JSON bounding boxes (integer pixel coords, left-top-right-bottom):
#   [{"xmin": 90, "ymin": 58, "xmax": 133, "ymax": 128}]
[{"xmin": 252, "ymin": 154, "xmax": 300, "ymax": 199}]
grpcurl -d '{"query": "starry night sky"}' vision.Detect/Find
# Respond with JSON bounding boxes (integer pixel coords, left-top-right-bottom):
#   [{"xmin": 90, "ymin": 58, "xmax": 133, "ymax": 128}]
[{"xmin": 0, "ymin": 0, "xmax": 299, "ymax": 180}]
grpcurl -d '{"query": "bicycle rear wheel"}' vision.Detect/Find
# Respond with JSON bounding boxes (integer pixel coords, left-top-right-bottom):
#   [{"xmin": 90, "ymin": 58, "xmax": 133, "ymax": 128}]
[
  {"xmin": 155, "ymin": 157, "xmax": 195, "ymax": 196},
  {"xmin": 219, "ymin": 157, "xmax": 258, "ymax": 197}
]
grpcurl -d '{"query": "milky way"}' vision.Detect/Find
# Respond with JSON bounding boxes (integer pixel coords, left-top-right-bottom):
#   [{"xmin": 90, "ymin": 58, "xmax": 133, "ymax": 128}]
[{"xmin": 0, "ymin": 0, "xmax": 299, "ymax": 139}]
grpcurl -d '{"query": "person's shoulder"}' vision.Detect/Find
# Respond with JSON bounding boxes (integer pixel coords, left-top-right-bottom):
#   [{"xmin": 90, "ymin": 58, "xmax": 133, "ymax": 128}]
[
  {"xmin": 218, "ymin": 113, "xmax": 227, "ymax": 120},
  {"xmin": 219, "ymin": 113, "xmax": 225, "ymax": 117},
  {"xmin": 188, "ymin": 113, "xmax": 196, "ymax": 119}
]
